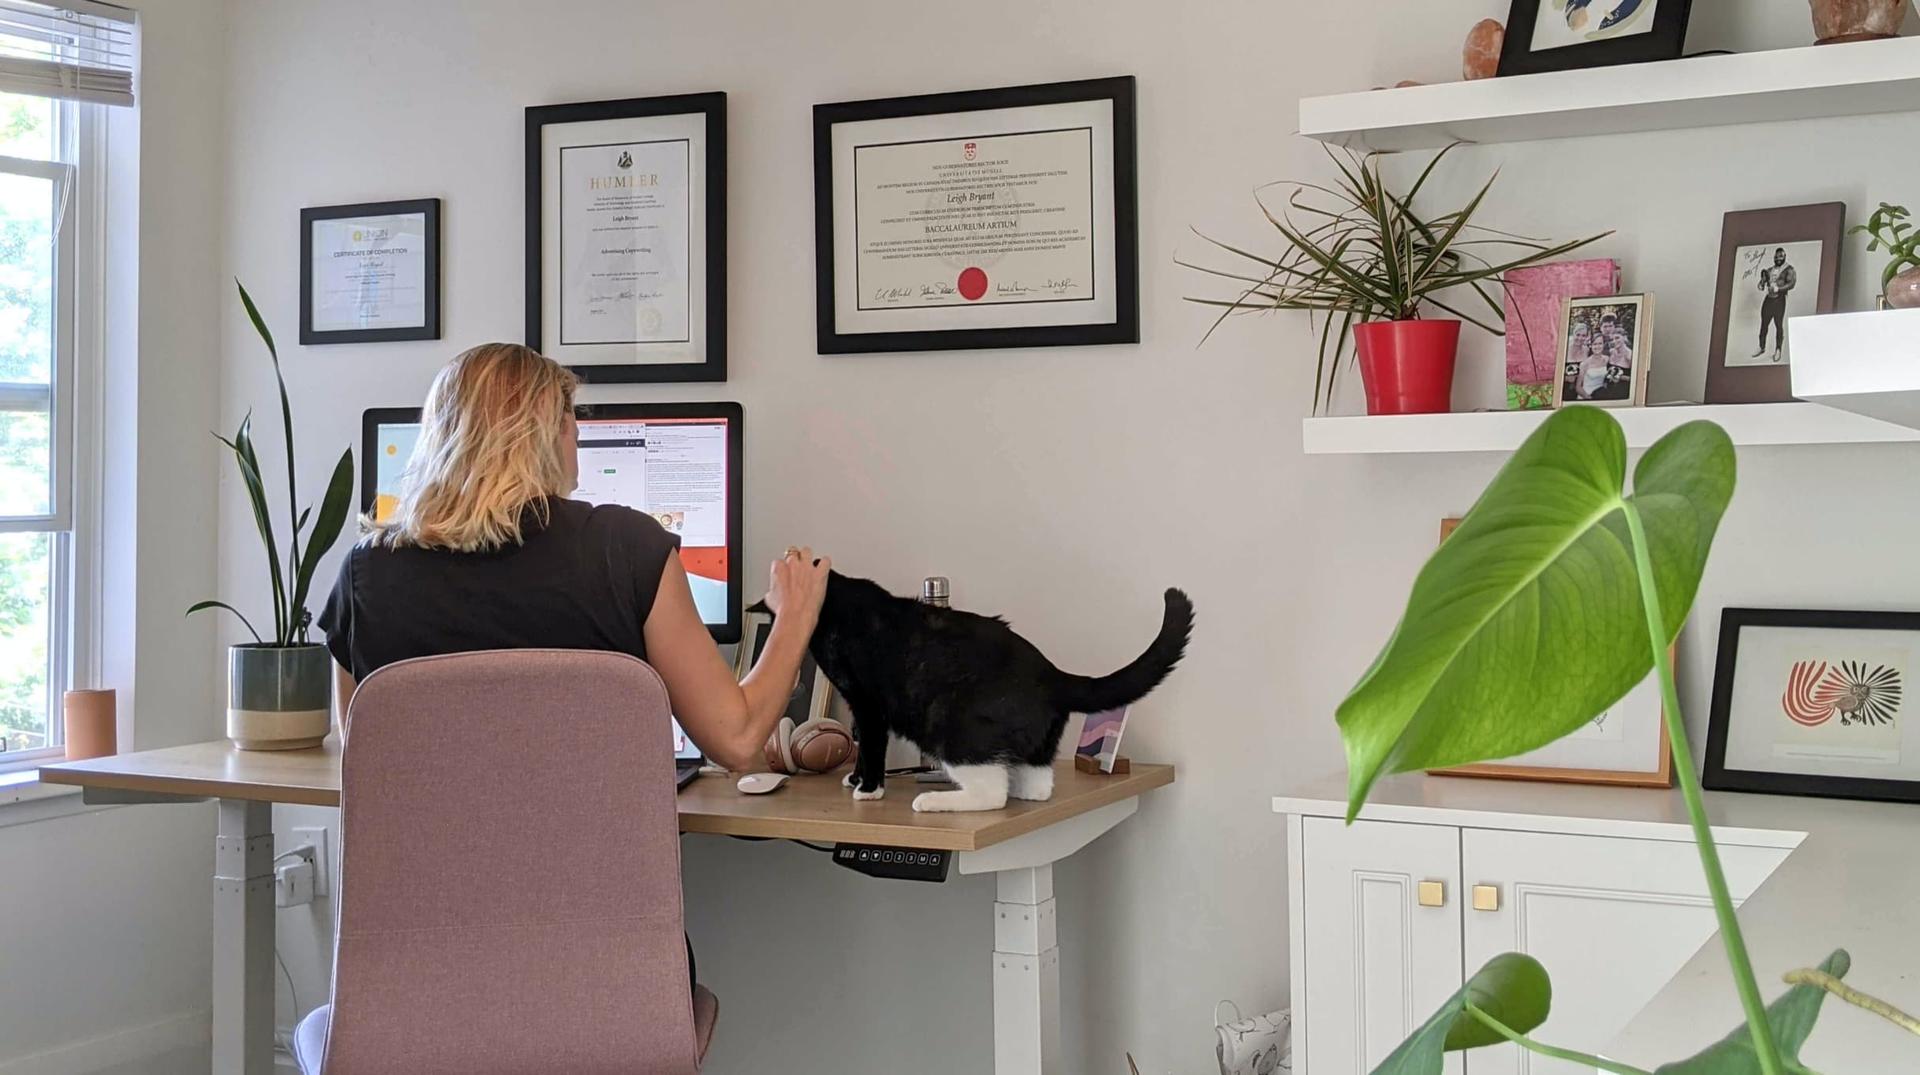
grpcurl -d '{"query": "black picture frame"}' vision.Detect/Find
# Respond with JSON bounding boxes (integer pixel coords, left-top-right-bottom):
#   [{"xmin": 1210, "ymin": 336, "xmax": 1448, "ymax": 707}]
[
  {"xmin": 813, "ymin": 76, "xmax": 1139, "ymax": 355},
  {"xmin": 1703, "ymin": 202, "xmax": 1845, "ymax": 404},
  {"xmin": 1705, "ymin": 607, "xmax": 1920, "ymax": 804},
  {"xmin": 299, "ymin": 198, "xmax": 441, "ymax": 345},
  {"xmin": 525, "ymin": 92, "xmax": 727, "ymax": 384},
  {"xmin": 1497, "ymin": 0, "xmax": 1694, "ymax": 77}
]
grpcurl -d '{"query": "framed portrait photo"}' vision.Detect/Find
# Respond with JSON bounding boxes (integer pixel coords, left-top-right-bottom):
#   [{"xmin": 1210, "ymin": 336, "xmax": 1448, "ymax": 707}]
[
  {"xmin": 1498, "ymin": 0, "xmax": 1693, "ymax": 76},
  {"xmin": 1706, "ymin": 608, "xmax": 1920, "ymax": 804},
  {"xmin": 813, "ymin": 76, "xmax": 1139, "ymax": 355},
  {"xmin": 735, "ymin": 607, "xmax": 836, "ymax": 728},
  {"xmin": 299, "ymin": 198, "xmax": 440, "ymax": 345},
  {"xmin": 1427, "ymin": 518, "xmax": 1674, "ymax": 787},
  {"xmin": 1554, "ymin": 293, "xmax": 1652, "ymax": 408},
  {"xmin": 1704, "ymin": 203, "xmax": 1844, "ymax": 403},
  {"xmin": 526, "ymin": 92, "xmax": 726, "ymax": 383}
]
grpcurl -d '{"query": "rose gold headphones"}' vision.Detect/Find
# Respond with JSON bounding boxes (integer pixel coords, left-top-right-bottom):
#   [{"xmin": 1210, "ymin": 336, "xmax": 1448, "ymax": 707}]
[{"xmin": 763, "ymin": 715, "xmax": 853, "ymax": 774}]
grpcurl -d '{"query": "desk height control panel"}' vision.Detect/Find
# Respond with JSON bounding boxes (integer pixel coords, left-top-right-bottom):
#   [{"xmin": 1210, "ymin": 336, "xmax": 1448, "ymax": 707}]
[{"xmin": 832, "ymin": 844, "xmax": 951, "ymax": 883}]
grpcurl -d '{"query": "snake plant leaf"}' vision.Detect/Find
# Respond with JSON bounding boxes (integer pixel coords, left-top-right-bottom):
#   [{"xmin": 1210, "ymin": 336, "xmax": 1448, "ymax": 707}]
[
  {"xmin": 1368, "ymin": 953, "xmax": 1552, "ymax": 1075},
  {"xmin": 1652, "ymin": 950, "xmax": 1849, "ymax": 1074},
  {"xmin": 287, "ymin": 445, "xmax": 354, "ymax": 643},
  {"xmin": 184, "ymin": 600, "xmax": 263, "ymax": 644},
  {"xmin": 1337, "ymin": 408, "xmax": 1735, "ymax": 818},
  {"xmin": 222, "ymin": 415, "xmax": 288, "ymax": 644}
]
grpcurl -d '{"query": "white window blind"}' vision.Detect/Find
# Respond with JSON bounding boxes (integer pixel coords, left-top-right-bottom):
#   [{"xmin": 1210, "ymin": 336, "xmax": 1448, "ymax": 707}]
[{"xmin": 0, "ymin": 1, "xmax": 132, "ymax": 108}]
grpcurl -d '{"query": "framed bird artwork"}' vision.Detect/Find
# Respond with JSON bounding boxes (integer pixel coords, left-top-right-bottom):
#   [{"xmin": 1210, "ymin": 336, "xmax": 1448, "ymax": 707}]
[{"xmin": 1498, "ymin": 0, "xmax": 1694, "ymax": 76}]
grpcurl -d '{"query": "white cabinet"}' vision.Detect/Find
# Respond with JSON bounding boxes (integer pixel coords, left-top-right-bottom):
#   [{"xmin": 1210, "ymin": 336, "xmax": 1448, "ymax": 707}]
[{"xmin": 1283, "ymin": 790, "xmax": 1794, "ymax": 1075}]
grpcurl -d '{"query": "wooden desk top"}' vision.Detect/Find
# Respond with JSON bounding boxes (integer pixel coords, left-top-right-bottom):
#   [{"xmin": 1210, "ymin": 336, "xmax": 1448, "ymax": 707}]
[{"xmin": 40, "ymin": 741, "xmax": 1173, "ymax": 852}]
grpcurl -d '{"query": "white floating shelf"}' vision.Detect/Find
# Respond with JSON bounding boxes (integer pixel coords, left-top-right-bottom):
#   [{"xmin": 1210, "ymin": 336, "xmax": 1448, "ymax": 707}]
[
  {"xmin": 1300, "ymin": 37, "xmax": 1920, "ymax": 151},
  {"xmin": 1790, "ymin": 307, "xmax": 1920, "ymax": 430},
  {"xmin": 1302, "ymin": 402, "xmax": 1920, "ymax": 456}
]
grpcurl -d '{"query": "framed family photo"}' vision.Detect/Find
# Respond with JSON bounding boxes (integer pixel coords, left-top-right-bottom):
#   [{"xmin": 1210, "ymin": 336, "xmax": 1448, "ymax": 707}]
[
  {"xmin": 1427, "ymin": 519, "xmax": 1674, "ymax": 787},
  {"xmin": 813, "ymin": 76, "xmax": 1139, "ymax": 354},
  {"xmin": 1498, "ymin": 0, "xmax": 1693, "ymax": 76},
  {"xmin": 299, "ymin": 198, "xmax": 440, "ymax": 345},
  {"xmin": 1706, "ymin": 608, "xmax": 1920, "ymax": 804},
  {"xmin": 1704, "ymin": 203, "xmax": 1844, "ymax": 404},
  {"xmin": 1555, "ymin": 294, "xmax": 1652, "ymax": 408},
  {"xmin": 526, "ymin": 92, "xmax": 726, "ymax": 383}
]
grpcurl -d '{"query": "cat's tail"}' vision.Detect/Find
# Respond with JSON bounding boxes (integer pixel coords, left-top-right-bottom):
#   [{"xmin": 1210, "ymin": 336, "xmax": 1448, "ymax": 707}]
[{"xmin": 1050, "ymin": 588, "xmax": 1194, "ymax": 713}]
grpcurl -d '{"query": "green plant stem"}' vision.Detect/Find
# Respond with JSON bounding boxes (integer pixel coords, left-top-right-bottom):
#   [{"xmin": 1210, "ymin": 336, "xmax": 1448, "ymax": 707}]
[
  {"xmin": 1782, "ymin": 968, "xmax": 1920, "ymax": 1037},
  {"xmin": 1463, "ymin": 1003, "xmax": 1652, "ymax": 1075},
  {"xmin": 1622, "ymin": 501, "xmax": 1786, "ymax": 1075}
]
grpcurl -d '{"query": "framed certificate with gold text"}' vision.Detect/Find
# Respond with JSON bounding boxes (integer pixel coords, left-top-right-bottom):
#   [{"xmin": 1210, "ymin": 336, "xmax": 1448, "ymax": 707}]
[
  {"xmin": 526, "ymin": 92, "xmax": 726, "ymax": 383},
  {"xmin": 813, "ymin": 77, "xmax": 1138, "ymax": 355}
]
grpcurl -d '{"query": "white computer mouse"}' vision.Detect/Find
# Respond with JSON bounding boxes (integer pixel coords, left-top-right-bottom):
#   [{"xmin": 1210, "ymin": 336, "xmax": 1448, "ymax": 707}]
[{"xmin": 736, "ymin": 772, "xmax": 791, "ymax": 795}]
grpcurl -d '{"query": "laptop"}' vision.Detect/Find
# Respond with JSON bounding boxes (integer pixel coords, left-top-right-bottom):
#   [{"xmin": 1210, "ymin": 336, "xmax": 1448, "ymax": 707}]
[{"xmin": 672, "ymin": 717, "xmax": 703, "ymax": 790}]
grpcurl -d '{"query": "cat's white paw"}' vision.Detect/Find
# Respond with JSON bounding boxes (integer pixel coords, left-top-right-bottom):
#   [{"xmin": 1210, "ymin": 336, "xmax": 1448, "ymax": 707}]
[
  {"xmin": 911, "ymin": 792, "xmax": 945, "ymax": 812},
  {"xmin": 852, "ymin": 785, "xmax": 885, "ymax": 801},
  {"xmin": 842, "ymin": 771, "xmax": 859, "ymax": 789},
  {"xmin": 1009, "ymin": 765, "xmax": 1055, "ymax": 802}
]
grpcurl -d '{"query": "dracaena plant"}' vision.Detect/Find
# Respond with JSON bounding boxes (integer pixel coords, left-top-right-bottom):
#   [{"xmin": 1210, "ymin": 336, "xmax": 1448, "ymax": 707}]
[
  {"xmin": 1850, "ymin": 202, "xmax": 1920, "ymax": 297},
  {"xmin": 1179, "ymin": 144, "xmax": 1608, "ymax": 413},
  {"xmin": 1334, "ymin": 407, "xmax": 1918, "ymax": 1075},
  {"xmin": 186, "ymin": 281, "xmax": 354, "ymax": 647}
]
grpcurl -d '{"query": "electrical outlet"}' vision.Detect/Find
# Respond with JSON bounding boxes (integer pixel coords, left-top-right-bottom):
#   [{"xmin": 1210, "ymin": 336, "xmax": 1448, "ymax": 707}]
[
  {"xmin": 275, "ymin": 853, "xmax": 315, "ymax": 908},
  {"xmin": 291, "ymin": 825, "xmax": 331, "ymax": 898}
]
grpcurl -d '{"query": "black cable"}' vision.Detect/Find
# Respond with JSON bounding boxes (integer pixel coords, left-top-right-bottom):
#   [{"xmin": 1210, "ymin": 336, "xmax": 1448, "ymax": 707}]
[{"xmin": 726, "ymin": 835, "xmax": 836, "ymax": 854}]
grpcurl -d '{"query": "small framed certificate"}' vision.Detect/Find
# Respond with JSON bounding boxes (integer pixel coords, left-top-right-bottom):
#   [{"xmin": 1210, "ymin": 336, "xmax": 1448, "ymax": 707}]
[
  {"xmin": 526, "ymin": 92, "xmax": 726, "ymax": 383},
  {"xmin": 299, "ymin": 198, "xmax": 440, "ymax": 345},
  {"xmin": 814, "ymin": 76, "xmax": 1138, "ymax": 354}
]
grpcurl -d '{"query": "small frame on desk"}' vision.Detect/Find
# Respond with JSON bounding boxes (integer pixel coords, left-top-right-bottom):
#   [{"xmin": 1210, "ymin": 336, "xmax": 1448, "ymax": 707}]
[
  {"xmin": 1074, "ymin": 706, "xmax": 1131, "ymax": 775},
  {"xmin": 1704, "ymin": 608, "xmax": 1920, "ymax": 804},
  {"xmin": 736, "ymin": 607, "xmax": 836, "ymax": 726},
  {"xmin": 299, "ymin": 198, "xmax": 440, "ymax": 345},
  {"xmin": 1427, "ymin": 518, "xmax": 1675, "ymax": 788}
]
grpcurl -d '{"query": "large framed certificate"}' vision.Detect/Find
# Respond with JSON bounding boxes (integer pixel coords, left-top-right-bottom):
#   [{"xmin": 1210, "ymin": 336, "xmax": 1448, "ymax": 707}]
[
  {"xmin": 526, "ymin": 93, "xmax": 726, "ymax": 382},
  {"xmin": 813, "ymin": 77, "xmax": 1137, "ymax": 354},
  {"xmin": 299, "ymin": 198, "xmax": 440, "ymax": 345}
]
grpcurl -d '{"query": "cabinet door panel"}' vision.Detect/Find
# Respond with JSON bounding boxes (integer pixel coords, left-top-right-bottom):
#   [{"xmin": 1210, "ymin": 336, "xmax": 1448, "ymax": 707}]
[
  {"xmin": 1461, "ymin": 829, "xmax": 1790, "ymax": 1075},
  {"xmin": 1301, "ymin": 817, "xmax": 1463, "ymax": 1075}
]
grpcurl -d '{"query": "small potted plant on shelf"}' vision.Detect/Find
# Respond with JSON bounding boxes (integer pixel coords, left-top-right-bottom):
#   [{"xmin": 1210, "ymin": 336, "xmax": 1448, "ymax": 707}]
[
  {"xmin": 1182, "ymin": 144, "xmax": 1607, "ymax": 416},
  {"xmin": 1850, "ymin": 202, "xmax": 1920, "ymax": 309},
  {"xmin": 188, "ymin": 282, "xmax": 354, "ymax": 751}
]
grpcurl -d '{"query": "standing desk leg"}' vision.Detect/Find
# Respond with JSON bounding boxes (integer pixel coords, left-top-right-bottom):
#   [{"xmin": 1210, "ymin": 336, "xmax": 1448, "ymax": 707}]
[
  {"xmin": 213, "ymin": 798, "xmax": 275, "ymax": 1075},
  {"xmin": 993, "ymin": 864, "xmax": 1062, "ymax": 1074}
]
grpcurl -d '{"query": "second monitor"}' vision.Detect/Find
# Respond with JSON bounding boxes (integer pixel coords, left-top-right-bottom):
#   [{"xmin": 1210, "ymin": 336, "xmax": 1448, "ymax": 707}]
[{"xmin": 360, "ymin": 402, "xmax": 744, "ymax": 643}]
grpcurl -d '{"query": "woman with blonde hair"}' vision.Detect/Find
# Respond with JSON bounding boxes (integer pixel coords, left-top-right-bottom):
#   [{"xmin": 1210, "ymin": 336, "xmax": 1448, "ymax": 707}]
[{"xmin": 318, "ymin": 343, "xmax": 828, "ymax": 773}]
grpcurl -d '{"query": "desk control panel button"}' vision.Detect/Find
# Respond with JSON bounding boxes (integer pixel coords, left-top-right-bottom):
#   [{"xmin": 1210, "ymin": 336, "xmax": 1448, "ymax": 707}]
[{"xmin": 832, "ymin": 843, "xmax": 951, "ymax": 883}]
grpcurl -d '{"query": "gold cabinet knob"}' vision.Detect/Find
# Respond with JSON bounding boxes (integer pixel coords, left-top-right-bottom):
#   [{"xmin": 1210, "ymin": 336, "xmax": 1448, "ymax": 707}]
[
  {"xmin": 1417, "ymin": 880, "xmax": 1446, "ymax": 907},
  {"xmin": 1472, "ymin": 884, "xmax": 1501, "ymax": 912}
]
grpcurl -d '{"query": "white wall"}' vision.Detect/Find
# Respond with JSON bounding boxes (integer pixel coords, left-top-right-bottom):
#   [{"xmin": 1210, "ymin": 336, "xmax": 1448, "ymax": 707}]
[
  {"xmin": 0, "ymin": 0, "xmax": 229, "ymax": 1069},
  {"xmin": 213, "ymin": 1, "xmax": 1920, "ymax": 1073}
]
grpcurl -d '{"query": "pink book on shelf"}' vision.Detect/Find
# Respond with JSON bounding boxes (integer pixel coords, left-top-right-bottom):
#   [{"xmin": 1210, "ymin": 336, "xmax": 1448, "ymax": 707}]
[{"xmin": 1503, "ymin": 259, "xmax": 1619, "ymax": 410}]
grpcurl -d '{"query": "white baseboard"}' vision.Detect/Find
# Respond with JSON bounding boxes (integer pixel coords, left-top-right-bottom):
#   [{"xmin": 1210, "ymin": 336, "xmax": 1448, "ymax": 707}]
[{"xmin": 0, "ymin": 1010, "xmax": 209, "ymax": 1075}]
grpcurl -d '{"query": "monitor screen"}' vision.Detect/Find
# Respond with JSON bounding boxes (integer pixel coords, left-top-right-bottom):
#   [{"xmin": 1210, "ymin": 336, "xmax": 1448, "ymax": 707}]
[{"xmin": 361, "ymin": 402, "xmax": 744, "ymax": 642}]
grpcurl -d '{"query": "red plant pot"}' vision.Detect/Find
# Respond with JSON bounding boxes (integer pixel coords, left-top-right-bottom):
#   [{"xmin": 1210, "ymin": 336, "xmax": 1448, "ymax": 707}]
[{"xmin": 1353, "ymin": 319, "xmax": 1462, "ymax": 415}]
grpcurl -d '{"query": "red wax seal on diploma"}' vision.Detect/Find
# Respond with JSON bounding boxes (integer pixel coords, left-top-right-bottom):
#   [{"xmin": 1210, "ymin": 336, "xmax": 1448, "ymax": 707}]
[{"xmin": 958, "ymin": 267, "xmax": 988, "ymax": 301}]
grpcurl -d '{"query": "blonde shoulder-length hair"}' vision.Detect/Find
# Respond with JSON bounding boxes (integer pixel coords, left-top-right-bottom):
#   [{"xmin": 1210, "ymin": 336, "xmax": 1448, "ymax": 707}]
[{"xmin": 371, "ymin": 343, "xmax": 578, "ymax": 552}]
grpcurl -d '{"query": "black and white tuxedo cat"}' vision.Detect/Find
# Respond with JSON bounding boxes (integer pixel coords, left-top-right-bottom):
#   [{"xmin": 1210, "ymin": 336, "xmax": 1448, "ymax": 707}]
[{"xmin": 801, "ymin": 572, "xmax": 1193, "ymax": 813}]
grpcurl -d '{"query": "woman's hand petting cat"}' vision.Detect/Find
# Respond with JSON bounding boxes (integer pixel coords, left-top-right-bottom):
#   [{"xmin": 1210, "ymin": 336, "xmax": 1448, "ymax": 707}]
[{"xmin": 765, "ymin": 545, "xmax": 830, "ymax": 627}]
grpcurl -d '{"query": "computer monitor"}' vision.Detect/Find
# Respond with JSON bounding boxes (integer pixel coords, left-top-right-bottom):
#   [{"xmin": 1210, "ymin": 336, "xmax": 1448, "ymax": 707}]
[{"xmin": 360, "ymin": 402, "xmax": 745, "ymax": 643}]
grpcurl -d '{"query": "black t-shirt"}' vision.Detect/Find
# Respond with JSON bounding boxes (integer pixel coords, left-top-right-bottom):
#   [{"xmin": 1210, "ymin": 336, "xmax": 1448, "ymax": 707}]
[{"xmin": 318, "ymin": 497, "xmax": 680, "ymax": 682}]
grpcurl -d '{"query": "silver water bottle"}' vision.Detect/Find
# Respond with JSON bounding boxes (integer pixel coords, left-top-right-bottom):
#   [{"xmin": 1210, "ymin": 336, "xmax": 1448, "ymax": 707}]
[{"xmin": 915, "ymin": 576, "xmax": 953, "ymax": 782}]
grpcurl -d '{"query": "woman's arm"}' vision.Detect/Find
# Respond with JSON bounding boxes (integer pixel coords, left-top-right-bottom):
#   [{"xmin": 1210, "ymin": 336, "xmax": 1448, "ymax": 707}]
[{"xmin": 644, "ymin": 547, "xmax": 830, "ymax": 771}]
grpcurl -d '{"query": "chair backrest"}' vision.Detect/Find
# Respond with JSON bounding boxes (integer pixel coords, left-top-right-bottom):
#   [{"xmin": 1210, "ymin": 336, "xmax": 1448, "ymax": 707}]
[{"xmin": 322, "ymin": 649, "xmax": 699, "ymax": 1074}]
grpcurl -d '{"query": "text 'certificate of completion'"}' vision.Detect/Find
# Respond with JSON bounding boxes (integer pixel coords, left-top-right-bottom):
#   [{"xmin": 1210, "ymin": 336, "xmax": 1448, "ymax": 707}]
[
  {"xmin": 853, "ymin": 128, "xmax": 1095, "ymax": 310},
  {"xmin": 558, "ymin": 139, "xmax": 691, "ymax": 346}
]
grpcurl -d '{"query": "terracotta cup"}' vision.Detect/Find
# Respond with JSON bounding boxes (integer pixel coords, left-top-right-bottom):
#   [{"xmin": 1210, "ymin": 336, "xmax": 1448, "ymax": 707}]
[{"xmin": 64, "ymin": 688, "xmax": 116, "ymax": 760}]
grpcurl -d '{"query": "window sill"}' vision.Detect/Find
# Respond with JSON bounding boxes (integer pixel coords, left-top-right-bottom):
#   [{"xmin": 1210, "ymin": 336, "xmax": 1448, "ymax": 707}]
[{"xmin": 0, "ymin": 766, "xmax": 100, "ymax": 829}]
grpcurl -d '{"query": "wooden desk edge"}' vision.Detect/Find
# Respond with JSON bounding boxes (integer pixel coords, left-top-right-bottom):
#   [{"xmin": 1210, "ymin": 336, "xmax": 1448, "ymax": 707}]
[{"xmin": 38, "ymin": 758, "xmax": 1175, "ymax": 850}]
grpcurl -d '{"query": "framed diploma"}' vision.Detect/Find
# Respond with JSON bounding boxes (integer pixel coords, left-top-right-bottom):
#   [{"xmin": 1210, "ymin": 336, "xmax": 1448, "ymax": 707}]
[
  {"xmin": 299, "ymin": 198, "xmax": 440, "ymax": 345},
  {"xmin": 813, "ymin": 76, "xmax": 1138, "ymax": 355},
  {"xmin": 526, "ymin": 92, "xmax": 726, "ymax": 383}
]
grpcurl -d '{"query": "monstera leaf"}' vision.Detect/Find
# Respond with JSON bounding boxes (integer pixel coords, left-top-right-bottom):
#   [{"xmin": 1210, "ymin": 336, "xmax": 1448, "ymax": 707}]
[
  {"xmin": 1370, "ymin": 953, "xmax": 1552, "ymax": 1075},
  {"xmin": 1653, "ymin": 951, "xmax": 1850, "ymax": 1075},
  {"xmin": 1338, "ymin": 407, "xmax": 1735, "ymax": 817}
]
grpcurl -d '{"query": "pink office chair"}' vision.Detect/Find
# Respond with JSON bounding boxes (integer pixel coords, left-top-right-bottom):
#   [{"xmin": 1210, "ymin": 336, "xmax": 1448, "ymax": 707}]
[{"xmin": 292, "ymin": 650, "xmax": 717, "ymax": 1074}]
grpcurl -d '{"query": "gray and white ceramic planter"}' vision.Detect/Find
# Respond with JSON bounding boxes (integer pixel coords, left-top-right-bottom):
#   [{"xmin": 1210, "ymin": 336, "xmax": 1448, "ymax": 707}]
[{"xmin": 227, "ymin": 644, "xmax": 330, "ymax": 750}]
